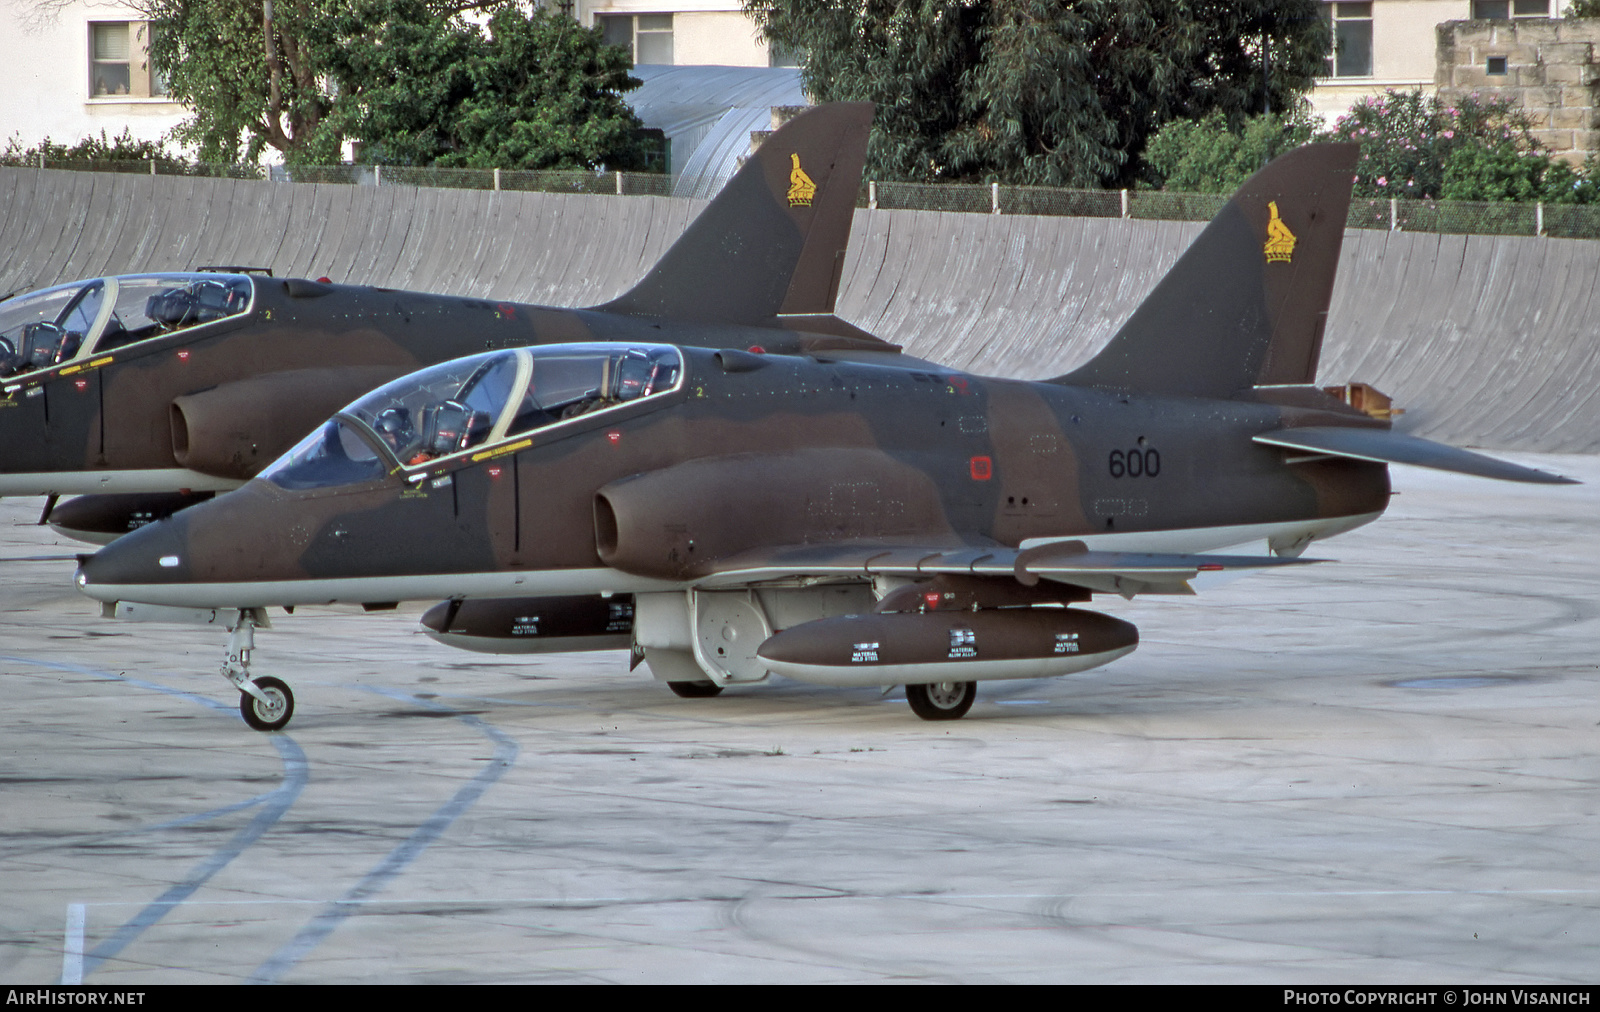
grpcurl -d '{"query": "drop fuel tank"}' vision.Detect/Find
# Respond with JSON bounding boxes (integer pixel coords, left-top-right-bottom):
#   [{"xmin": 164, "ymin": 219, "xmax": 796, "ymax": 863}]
[{"xmin": 756, "ymin": 607, "xmax": 1138, "ymax": 687}]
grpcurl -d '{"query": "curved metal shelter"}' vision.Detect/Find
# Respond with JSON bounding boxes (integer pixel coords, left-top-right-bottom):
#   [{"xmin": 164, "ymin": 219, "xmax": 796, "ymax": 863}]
[
  {"xmin": 0, "ymin": 165, "xmax": 1596, "ymax": 452},
  {"xmin": 628, "ymin": 64, "xmax": 808, "ymax": 199}
]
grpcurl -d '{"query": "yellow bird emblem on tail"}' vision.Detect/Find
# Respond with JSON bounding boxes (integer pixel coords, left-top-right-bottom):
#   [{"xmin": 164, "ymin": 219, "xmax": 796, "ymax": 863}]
[
  {"xmin": 787, "ymin": 154, "xmax": 817, "ymax": 208},
  {"xmin": 1264, "ymin": 201, "xmax": 1297, "ymax": 263}
]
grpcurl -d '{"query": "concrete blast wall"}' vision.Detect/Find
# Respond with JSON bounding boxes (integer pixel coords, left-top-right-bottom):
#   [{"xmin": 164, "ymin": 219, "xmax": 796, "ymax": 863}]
[{"xmin": 2, "ymin": 167, "xmax": 1596, "ymax": 452}]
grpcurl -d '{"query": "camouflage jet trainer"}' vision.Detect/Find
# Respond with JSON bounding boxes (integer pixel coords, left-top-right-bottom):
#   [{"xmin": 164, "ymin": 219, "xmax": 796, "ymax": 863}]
[
  {"xmin": 0, "ymin": 103, "xmax": 874, "ymax": 541},
  {"xmin": 76, "ymin": 143, "xmax": 1575, "ymax": 730}
]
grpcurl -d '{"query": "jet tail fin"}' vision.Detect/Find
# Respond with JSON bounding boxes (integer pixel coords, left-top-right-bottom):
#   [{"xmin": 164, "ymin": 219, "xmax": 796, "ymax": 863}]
[
  {"xmin": 595, "ymin": 102, "xmax": 874, "ymax": 325},
  {"xmin": 1057, "ymin": 143, "xmax": 1359, "ymax": 397}
]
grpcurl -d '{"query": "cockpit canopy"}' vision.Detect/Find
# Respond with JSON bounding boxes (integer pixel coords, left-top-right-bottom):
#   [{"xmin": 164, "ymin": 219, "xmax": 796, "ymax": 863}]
[
  {"xmin": 0, "ymin": 273, "xmax": 253, "ymax": 379},
  {"xmin": 263, "ymin": 344, "xmax": 684, "ymax": 490}
]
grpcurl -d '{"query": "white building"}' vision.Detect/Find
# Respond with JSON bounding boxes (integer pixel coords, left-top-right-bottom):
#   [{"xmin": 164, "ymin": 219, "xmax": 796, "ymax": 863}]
[
  {"xmin": 1309, "ymin": 0, "xmax": 1556, "ymax": 124},
  {"xmin": 577, "ymin": 0, "xmax": 795, "ymax": 67},
  {"xmin": 0, "ymin": 1, "xmax": 186, "ymax": 150}
]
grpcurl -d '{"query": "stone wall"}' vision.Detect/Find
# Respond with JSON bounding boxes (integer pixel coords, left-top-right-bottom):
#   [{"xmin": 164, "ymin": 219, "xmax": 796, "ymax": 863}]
[{"xmin": 1436, "ymin": 18, "xmax": 1600, "ymax": 164}]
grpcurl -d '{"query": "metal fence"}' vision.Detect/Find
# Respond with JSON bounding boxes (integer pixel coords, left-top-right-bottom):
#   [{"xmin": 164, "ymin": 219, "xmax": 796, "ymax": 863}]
[
  {"xmin": 859, "ymin": 178, "xmax": 1600, "ymax": 237},
  {"xmin": 22, "ymin": 156, "xmax": 1600, "ymax": 239},
  {"xmin": 26, "ymin": 158, "xmax": 264, "ymax": 179},
  {"xmin": 266, "ymin": 163, "xmax": 674, "ymax": 195},
  {"xmin": 22, "ymin": 157, "xmax": 675, "ymax": 195}
]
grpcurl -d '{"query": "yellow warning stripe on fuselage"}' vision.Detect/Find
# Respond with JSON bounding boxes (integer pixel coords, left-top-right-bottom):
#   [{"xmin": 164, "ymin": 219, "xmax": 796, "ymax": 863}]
[
  {"xmin": 471, "ymin": 438, "xmax": 533, "ymax": 463},
  {"xmin": 57, "ymin": 356, "xmax": 114, "ymax": 376}
]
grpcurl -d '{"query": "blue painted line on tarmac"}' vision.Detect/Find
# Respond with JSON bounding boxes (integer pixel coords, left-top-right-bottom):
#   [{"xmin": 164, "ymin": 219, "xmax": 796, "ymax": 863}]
[
  {"xmin": 249, "ymin": 686, "xmax": 517, "ymax": 984},
  {"xmin": 2, "ymin": 655, "xmax": 308, "ymax": 982},
  {"xmin": 82, "ymin": 732, "xmax": 307, "ymax": 977}
]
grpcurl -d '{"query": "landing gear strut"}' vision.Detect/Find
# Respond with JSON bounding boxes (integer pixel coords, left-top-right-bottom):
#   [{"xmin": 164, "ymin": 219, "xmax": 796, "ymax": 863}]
[{"xmin": 223, "ymin": 609, "xmax": 295, "ymax": 731}]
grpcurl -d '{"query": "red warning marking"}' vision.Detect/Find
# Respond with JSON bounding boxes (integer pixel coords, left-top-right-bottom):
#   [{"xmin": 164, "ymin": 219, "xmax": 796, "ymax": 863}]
[
  {"xmin": 488, "ymin": 466, "xmax": 503, "ymax": 479},
  {"xmin": 606, "ymin": 430, "xmax": 622, "ymax": 445},
  {"xmin": 176, "ymin": 349, "xmax": 190, "ymax": 361},
  {"xmin": 970, "ymin": 455, "xmax": 992, "ymax": 481}
]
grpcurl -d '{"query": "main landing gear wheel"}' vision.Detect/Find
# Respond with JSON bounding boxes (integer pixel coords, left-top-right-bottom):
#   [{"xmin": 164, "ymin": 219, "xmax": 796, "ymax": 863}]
[
  {"xmin": 240, "ymin": 676, "xmax": 294, "ymax": 731},
  {"xmin": 668, "ymin": 680, "xmax": 724, "ymax": 698},
  {"xmin": 906, "ymin": 680, "xmax": 976, "ymax": 720}
]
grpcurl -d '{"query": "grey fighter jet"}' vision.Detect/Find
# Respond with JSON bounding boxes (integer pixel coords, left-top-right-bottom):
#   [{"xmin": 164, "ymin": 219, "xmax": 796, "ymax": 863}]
[
  {"xmin": 0, "ymin": 103, "xmax": 874, "ymax": 539},
  {"xmin": 76, "ymin": 142, "xmax": 1576, "ymax": 730}
]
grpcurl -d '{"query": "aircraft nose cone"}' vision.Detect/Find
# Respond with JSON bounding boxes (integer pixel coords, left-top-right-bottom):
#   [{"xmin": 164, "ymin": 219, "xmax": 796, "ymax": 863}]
[
  {"xmin": 420, "ymin": 600, "xmax": 455, "ymax": 634},
  {"xmin": 75, "ymin": 512, "xmax": 192, "ymax": 602}
]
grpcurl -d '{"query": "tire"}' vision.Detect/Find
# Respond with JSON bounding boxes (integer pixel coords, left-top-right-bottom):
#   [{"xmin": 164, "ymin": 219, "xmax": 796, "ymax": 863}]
[
  {"xmin": 240, "ymin": 676, "xmax": 295, "ymax": 731},
  {"xmin": 906, "ymin": 680, "xmax": 976, "ymax": 720},
  {"xmin": 667, "ymin": 680, "xmax": 724, "ymax": 698}
]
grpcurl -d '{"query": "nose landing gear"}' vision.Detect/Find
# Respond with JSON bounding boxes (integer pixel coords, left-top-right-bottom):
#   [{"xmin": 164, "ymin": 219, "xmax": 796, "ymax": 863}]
[
  {"xmin": 240, "ymin": 675, "xmax": 294, "ymax": 731},
  {"xmin": 222, "ymin": 609, "xmax": 295, "ymax": 731}
]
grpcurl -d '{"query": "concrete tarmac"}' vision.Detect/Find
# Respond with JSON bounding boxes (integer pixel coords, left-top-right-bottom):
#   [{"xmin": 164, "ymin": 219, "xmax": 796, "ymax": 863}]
[{"xmin": 1, "ymin": 456, "xmax": 1597, "ymax": 984}]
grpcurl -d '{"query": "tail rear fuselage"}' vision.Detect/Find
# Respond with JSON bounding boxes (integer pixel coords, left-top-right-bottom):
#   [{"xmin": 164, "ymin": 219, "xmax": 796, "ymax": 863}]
[{"xmin": 1059, "ymin": 144, "xmax": 1360, "ymax": 398}]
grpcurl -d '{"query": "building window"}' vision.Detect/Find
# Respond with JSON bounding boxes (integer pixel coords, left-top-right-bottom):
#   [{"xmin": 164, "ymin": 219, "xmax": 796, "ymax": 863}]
[
  {"xmin": 1323, "ymin": 3, "xmax": 1373, "ymax": 78},
  {"xmin": 600, "ymin": 13, "xmax": 673, "ymax": 66},
  {"xmin": 148, "ymin": 25, "xmax": 168, "ymax": 97},
  {"xmin": 1487, "ymin": 56, "xmax": 1509, "ymax": 75},
  {"xmin": 90, "ymin": 22, "xmax": 131, "ymax": 96},
  {"xmin": 89, "ymin": 21, "xmax": 165, "ymax": 99},
  {"xmin": 1472, "ymin": 0, "xmax": 1551, "ymax": 16}
]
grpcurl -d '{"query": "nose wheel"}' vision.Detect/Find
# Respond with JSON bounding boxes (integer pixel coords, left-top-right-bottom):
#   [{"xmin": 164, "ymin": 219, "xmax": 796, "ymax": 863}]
[
  {"xmin": 240, "ymin": 676, "xmax": 295, "ymax": 731},
  {"xmin": 222, "ymin": 609, "xmax": 296, "ymax": 732}
]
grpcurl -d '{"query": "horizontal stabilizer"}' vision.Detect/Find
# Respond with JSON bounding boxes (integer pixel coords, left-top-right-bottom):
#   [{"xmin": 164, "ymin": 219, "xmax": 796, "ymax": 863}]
[
  {"xmin": 694, "ymin": 540, "xmax": 1318, "ymax": 598},
  {"xmin": 1253, "ymin": 427, "xmax": 1578, "ymax": 485}
]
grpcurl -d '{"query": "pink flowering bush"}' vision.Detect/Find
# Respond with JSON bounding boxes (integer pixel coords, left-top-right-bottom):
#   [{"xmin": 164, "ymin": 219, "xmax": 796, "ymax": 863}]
[
  {"xmin": 1323, "ymin": 89, "xmax": 1554, "ymax": 200},
  {"xmin": 1144, "ymin": 87, "xmax": 1599, "ymax": 203}
]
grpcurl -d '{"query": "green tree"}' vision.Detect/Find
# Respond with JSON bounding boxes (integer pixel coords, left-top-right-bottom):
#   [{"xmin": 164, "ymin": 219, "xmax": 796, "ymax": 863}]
[
  {"xmin": 140, "ymin": 1, "xmax": 648, "ymax": 168},
  {"xmin": 144, "ymin": 0, "xmax": 343, "ymax": 164},
  {"xmin": 315, "ymin": 1, "xmax": 489, "ymax": 166},
  {"xmin": 740, "ymin": 0, "xmax": 1330, "ymax": 187},
  {"xmin": 1142, "ymin": 110, "xmax": 1316, "ymax": 192},
  {"xmin": 327, "ymin": 3, "xmax": 652, "ymax": 169},
  {"xmin": 441, "ymin": 5, "xmax": 652, "ymax": 170}
]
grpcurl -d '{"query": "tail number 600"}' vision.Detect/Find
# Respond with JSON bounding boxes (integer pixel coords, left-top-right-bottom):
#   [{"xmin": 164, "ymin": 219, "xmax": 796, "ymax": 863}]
[{"xmin": 1108, "ymin": 447, "xmax": 1160, "ymax": 478}]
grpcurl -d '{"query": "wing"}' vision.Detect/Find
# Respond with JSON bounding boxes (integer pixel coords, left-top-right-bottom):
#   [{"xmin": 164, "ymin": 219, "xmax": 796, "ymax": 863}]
[{"xmin": 691, "ymin": 539, "xmax": 1319, "ymax": 597}]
